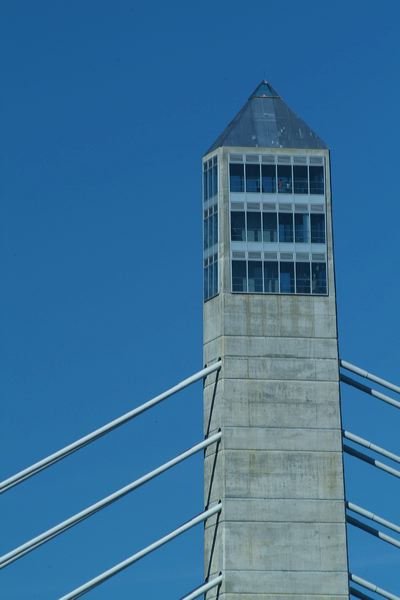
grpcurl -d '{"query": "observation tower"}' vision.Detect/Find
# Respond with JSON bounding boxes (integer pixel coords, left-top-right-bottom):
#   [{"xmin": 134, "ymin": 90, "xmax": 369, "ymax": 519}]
[{"xmin": 203, "ymin": 81, "xmax": 349, "ymax": 599}]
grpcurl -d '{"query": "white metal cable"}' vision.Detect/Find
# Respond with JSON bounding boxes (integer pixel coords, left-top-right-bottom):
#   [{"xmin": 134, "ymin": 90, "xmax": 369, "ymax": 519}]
[
  {"xmin": 180, "ymin": 574, "xmax": 223, "ymax": 600},
  {"xmin": 0, "ymin": 432, "xmax": 222, "ymax": 568},
  {"xmin": 343, "ymin": 431, "xmax": 400, "ymax": 464},
  {"xmin": 347, "ymin": 515, "xmax": 400, "ymax": 549},
  {"xmin": 343, "ymin": 445, "xmax": 400, "ymax": 479},
  {"xmin": 340, "ymin": 374, "xmax": 400, "ymax": 410},
  {"xmin": 350, "ymin": 574, "xmax": 400, "ymax": 600},
  {"xmin": 346, "ymin": 502, "xmax": 400, "ymax": 535},
  {"xmin": 58, "ymin": 503, "xmax": 222, "ymax": 600},
  {"xmin": 349, "ymin": 586, "xmax": 374, "ymax": 600},
  {"xmin": 0, "ymin": 360, "xmax": 222, "ymax": 493},
  {"xmin": 340, "ymin": 360, "xmax": 400, "ymax": 395}
]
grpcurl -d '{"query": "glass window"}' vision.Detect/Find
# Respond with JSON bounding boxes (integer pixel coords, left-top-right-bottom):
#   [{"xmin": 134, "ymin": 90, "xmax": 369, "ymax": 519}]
[
  {"xmin": 247, "ymin": 212, "xmax": 262, "ymax": 242},
  {"xmin": 264, "ymin": 261, "xmax": 279, "ymax": 293},
  {"xmin": 232, "ymin": 260, "xmax": 247, "ymax": 292},
  {"xmin": 277, "ymin": 165, "xmax": 292, "ymax": 193},
  {"xmin": 212, "ymin": 163, "xmax": 218, "ymax": 197},
  {"xmin": 280, "ymin": 262, "xmax": 295, "ymax": 293},
  {"xmin": 208, "ymin": 263, "xmax": 214, "ymax": 299},
  {"xmin": 295, "ymin": 213, "xmax": 309, "ymax": 243},
  {"xmin": 230, "ymin": 163, "xmax": 244, "ymax": 192},
  {"xmin": 310, "ymin": 214, "xmax": 325, "ymax": 243},
  {"xmin": 208, "ymin": 214, "xmax": 214, "ymax": 249},
  {"xmin": 245, "ymin": 164, "xmax": 261, "ymax": 193},
  {"xmin": 204, "ymin": 216, "xmax": 209, "ymax": 250},
  {"xmin": 263, "ymin": 212, "xmax": 277, "ymax": 242},
  {"xmin": 213, "ymin": 260, "xmax": 218, "ymax": 295},
  {"xmin": 208, "ymin": 261, "xmax": 218, "ymax": 297},
  {"xmin": 213, "ymin": 211, "xmax": 218, "ymax": 246},
  {"xmin": 231, "ymin": 211, "xmax": 246, "ymax": 241},
  {"xmin": 203, "ymin": 169, "xmax": 208, "ymax": 201},
  {"xmin": 204, "ymin": 266, "xmax": 209, "ymax": 300},
  {"xmin": 309, "ymin": 166, "xmax": 324, "ymax": 194},
  {"xmin": 208, "ymin": 163, "xmax": 213, "ymax": 199},
  {"xmin": 312, "ymin": 263, "xmax": 327, "ymax": 294},
  {"xmin": 279, "ymin": 213, "xmax": 293, "ymax": 242},
  {"xmin": 262, "ymin": 165, "xmax": 276, "ymax": 193},
  {"xmin": 293, "ymin": 166, "xmax": 308, "ymax": 194},
  {"xmin": 248, "ymin": 261, "xmax": 263, "ymax": 292},
  {"xmin": 296, "ymin": 262, "xmax": 311, "ymax": 293}
]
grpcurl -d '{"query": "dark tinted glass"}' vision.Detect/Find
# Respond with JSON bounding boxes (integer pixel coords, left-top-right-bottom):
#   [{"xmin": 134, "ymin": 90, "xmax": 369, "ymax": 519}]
[
  {"xmin": 212, "ymin": 261, "xmax": 218, "ymax": 296},
  {"xmin": 312, "ymin": 262, "xmax": 327, "ymax": 293},
  {"xmin": 279, "ymin": 213, "xmax": 293, "ymax": 242},
  {"xmin": 295, "ymin": 213, "xmax": 309, "ymax": 243},
  {"xmin": 310, "ymin": 214, "xmax": 325, "ymax": 243},
  {"xmin": 208, "ymin": 166, "xmax": 213, "ymax": 199},
  {"xmin": 231, "ymin": 211, "xmax": 246, "ymax": 241},
  {"xmin": 263, "ymin": 212, "xmax": 277, "ymax": 242},
  {"xmin": 280, "ymin": 262, "xmax": 295, "ymax": 293},
  {"xmin": 293, "ymin": 166, "xmax": 308, "ymax": 194},
  {"xmin": 204, "ymin": 266, "xmax": 209, "ymax": 299},
  {"xmin": 212, "ymin": 163, "xmax": 218, "ymax": 196},
  {"xmin": 203, "ymin": 170, "xmax": 208, "ymax": 201},
  {"xmin": 245, "ymin": 164, "xmax": 261, "ymax": 193},
  {"xmin": 296, "ymin": 262, "xmax": 311, "ymax": 293},
  {"xmin": 264, "ymin": 261, "xmax": 279, "ymax": 293},
  {"xmin": 232, "ymin": 260, "xmax": 247, "ymax": 292},
  {"xmin": 309, "ymin": 166, "xmax": 324, "ymax": 194},
  {"xmin": 262, "ymin": 164, "xmax": 276, "ymax": 193},
  {"xmin": 248, "ymin": 261, "xmax": 263, "ymax": 292},
  {"xmin": 247, "ymin": 212, "xmax": 262, "ymax": 242},
  {"xmin": 277, "ymin": 165, "xmax": 292, "ymax": 193},
  {"xmin": 204, "ymin": 216, "xmax": 209, "ymax": 250},
  {"xmin": 230, "ymin": 164, "xmax": 244, "ymax": 192}
]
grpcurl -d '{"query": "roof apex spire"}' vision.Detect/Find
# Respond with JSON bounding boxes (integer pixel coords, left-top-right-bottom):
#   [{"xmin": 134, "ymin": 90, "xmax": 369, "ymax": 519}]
[
  {"xmin": 249, "ymin": 80, "xmax": 279, "ymax": 99},
  {"xmin": 206, "ymin": 80, "xmax": 327, "ymax": 154}
]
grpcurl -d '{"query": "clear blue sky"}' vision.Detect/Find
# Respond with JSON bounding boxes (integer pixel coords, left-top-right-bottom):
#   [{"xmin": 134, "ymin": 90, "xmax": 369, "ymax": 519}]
[{"xmin": 1, "ymin": 1, "xmax": 400, "ymax": 598}]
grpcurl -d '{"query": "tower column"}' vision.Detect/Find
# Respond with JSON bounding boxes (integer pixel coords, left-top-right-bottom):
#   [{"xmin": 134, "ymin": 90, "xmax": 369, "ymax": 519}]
[{"xmin": 203, "ymin": 82, "xmax": 349, "ymax": 599}]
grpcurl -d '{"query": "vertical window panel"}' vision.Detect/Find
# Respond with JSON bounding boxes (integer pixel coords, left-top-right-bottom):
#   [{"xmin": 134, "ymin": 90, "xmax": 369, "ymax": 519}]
[
  {"xmin": 309, "ymin": 166, "xmax": 324, "ymax": 194},
  {"xmin": 293, "ymin": 166, "xmax": 309, "ymax": 194},
  {"xmin": 232, "ymin": 260, "xmax": 247, "ymax": 292},
  {"xmin": 245, "ymin": 164, "xmax": 261, "ymax": 193},
  {"xmin": 263, "ymin": 212, "xmax": 278, "ymax": 242},
  {"xmin": 247, "ymin": 212, "xmax": 262, "ymax": 242},
  {"xmin": 262, "ymin": 164, "xmax": 276, "ymax": 193},
  {"xmin": 203, "ymin": 169, "xmax": 208, "ymax": 201},
  {"xmin": 277, "ymin": 165, "xmax": 292, "ymax": 193},
  {"xmin": 213, "ymin": 261, "xmax": 218, "ymax": 296},
  {"xmin": 264, "ymin": 261, "xmax": 279, "ymax": 293},
  {"xmin": 248, "ymin": 261, "xmax": 263, "ymax": 292},
  {"xmin": 203, "ymin": 156, "xmax": 218, "ymax": 301},
  {"xmin": 231, "ymin": 211, "xmax": 246, "ymax": 241},
  {"xmin": 204, "ymin": 265, "xmax": 209, "ymax": 300},
  {"xmin": 296, "ymin": 262, "xmax": 311, "ymax": 293},
  {"xmin": 295, "ymin": 213, "xmax": 309, "ymax": 243},
  {"xmin": 204, "ymin": 216, "xmax": 208, "ymax": 250},
  {"xmin": 213, "ymin": 211, "xmax": 218, "ymax": 247},
  {"xmin": 208, "ymin": 214, "xmax": 214, "ymax": 249},
  {"xmin": 310, "ymin": 214, "xmax": 326, "ymax": 243},
  {"xmin": 279, "ymin": 213, "xmax": 294, "ymax": 242},
  {"xmin": 230, "ymin": 164, "xmax": 244, "ymax": 192},
  {"xmin": 312, "ymin": 263, "xmax": 327, "ymax": 293},
  {"xmin": 212, "ymin": 163, "xmax": 218, "ymax": 196},
  {"xmin": 280, "ymin": 262, "xmax": 295, "ymax": 293},
  {"xmin": 208, "ymin": 162, "xmax": 213, "ymax": 199},
  {"xmin": 208, "ymin": 263, "xmax": 214, "ymax": 297}
]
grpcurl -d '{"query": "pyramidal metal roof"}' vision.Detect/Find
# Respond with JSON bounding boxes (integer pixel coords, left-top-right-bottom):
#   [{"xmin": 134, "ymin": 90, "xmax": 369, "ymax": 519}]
[{"xmin": 206, "ymin": 81, "xmax": 327, "ymax": 153}]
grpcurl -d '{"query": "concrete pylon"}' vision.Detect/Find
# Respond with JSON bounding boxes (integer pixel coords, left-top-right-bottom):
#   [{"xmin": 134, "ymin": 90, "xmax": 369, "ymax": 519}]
[{"xmin": 203, "ymin": 82, "xmax": 349, "ymax": 599}]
